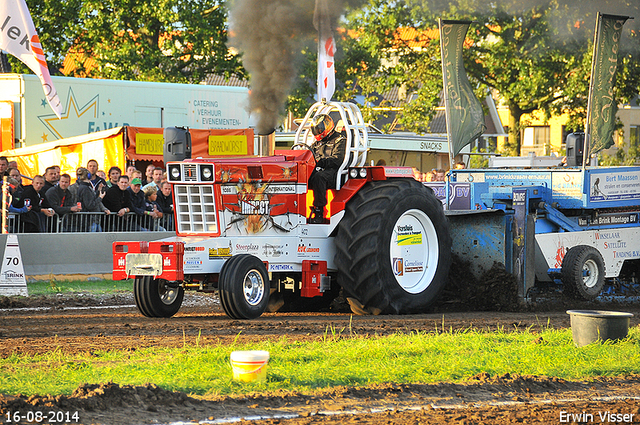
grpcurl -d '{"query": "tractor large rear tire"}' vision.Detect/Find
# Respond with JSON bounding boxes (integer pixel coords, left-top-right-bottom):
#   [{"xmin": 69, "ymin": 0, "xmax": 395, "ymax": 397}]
[{"xmin": 334, "ymin": 179, "xmax": 451, "ymax": 314}]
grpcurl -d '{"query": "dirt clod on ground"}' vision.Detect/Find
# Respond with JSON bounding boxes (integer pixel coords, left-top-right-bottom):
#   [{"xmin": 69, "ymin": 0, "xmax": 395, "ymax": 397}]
[
  {"xmin": 2, "ymin": 374, "xmax": 640, "ymax": 425},
  {"xmin": 438, "ymin": 255, "xmax": 520, "ymax": 311}
]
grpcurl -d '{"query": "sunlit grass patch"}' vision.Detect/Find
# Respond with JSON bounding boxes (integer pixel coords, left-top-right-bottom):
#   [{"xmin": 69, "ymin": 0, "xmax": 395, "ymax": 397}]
[
  {"xmin": 1, "ymin": 326, "xmax": 638, "ymax": 397},
  {"xmin": 26, "ymin": 279, "xmax": 132, "ymax": 295}
]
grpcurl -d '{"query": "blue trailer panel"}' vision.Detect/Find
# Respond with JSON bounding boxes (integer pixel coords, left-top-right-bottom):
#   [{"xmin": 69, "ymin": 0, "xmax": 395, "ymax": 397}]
[{"xmin": 434, "ymin": 165, "xmax": 640, "ymax": 302}]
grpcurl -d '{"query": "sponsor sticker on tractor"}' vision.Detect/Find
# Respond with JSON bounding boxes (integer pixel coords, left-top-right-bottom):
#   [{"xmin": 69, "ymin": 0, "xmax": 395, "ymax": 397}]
[
  {"xmin": 396, "ymin": 225, "xmax": 423, "ymax": 245},
  {"xmin": 390, "ymin": 213, "xmax": 433, "ymax": 294},
  {"xmin": 393, "ymin": 258, "xmax": 404, "ymax": 276},
  {"xmin": 209, "ymin": 247, "xmax": 232, "ymax": 258}
]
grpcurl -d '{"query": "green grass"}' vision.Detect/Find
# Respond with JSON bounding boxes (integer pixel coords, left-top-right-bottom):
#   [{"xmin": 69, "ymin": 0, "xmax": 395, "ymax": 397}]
[
  {"xmin": 1, "ymin": 327, "xmax": 639, "ymax": 397},
  {"xmin": 25, "ymin": 279, "xmax": 132, "ymax": 296}
]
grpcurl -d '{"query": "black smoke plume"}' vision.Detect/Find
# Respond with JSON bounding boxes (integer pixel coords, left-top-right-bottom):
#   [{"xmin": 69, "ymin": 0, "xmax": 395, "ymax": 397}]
[{"xmin": 229, "ymin": 0, "xmax": 360, "ymax": 134}]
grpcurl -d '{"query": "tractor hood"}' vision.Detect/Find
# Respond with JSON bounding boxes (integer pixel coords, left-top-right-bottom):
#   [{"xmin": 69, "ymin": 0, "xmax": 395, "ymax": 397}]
[{"xmin": 167, "ymin": 149, "xmax": 315, "ymax": 185}]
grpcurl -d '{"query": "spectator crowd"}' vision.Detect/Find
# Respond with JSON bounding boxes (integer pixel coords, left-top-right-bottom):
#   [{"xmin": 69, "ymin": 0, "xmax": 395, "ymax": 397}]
[{"xmin": 2, "ymin": 157, "xmax": 174, "ymax": 233}]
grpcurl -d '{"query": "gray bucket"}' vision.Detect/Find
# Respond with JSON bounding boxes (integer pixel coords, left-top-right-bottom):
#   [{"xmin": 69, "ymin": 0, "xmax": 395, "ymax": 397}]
[{"xmin": 566, "ymin": 310, "xmax": 634, "ymax": 347}]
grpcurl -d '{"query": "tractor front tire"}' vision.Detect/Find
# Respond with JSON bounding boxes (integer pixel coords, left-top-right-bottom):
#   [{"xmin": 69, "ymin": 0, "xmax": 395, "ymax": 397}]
[
  {"xmin": 218, "ymin": 254, "xmax": 270, "ymax": 319},
  {"xmin": 335, "ymin": 179, "xmax": 451, "ymax": 314},
  {"xmin": 134, "ymin": 276, "xmax": 184, "ymax": 318},
  {"xmin": 561, "ymin": 245, "xmax": 605, "ymax": 300}
]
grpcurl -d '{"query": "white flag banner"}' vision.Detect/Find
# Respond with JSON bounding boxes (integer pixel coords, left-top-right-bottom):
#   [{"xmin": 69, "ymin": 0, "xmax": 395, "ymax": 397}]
[
  {"xmin": 313, "ymin": 0, "xmax": 336, "ymax": 102},
  {"xmin": 0, "ymin": 0, "xmax": 62, "ymax": 118}
]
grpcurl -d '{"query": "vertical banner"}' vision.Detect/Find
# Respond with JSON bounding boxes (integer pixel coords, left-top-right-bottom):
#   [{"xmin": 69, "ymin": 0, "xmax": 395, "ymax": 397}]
[
  {"xmin": 0, "ymin": 0, "xmax": 62, "ymax": 118},
  {"xmin": 439, "ymin": 19, "xmax": 486, "ymax": 164},
  {"xmin": 585, "ymin": 13, "xmax": 629, "ymax": 158},
  {"xmin": 313, "ymin": 0, "xmax": 336, "ymax": 102}
]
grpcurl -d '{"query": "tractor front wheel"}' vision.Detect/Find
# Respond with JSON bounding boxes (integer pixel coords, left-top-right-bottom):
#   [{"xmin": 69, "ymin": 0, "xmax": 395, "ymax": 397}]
[
  {"xmin": 335, "ymin": 179, "xmax": 451, "ymax": 314},
  {"xmin": 134, "ymin": 276, "xmax": 184, "ymax": 318},
  {"xmin": 218, "ymin": 254, "xmax": 270, "ymax": 319}
]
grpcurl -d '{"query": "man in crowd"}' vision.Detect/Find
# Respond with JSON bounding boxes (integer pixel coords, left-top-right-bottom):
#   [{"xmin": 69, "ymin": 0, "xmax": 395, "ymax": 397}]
[
  {"xmin": 0, "ymin": 156, "xmax": 10, "ymax": 178},
  {"xmin": 143, "ymin": 167, "xmax": 164, "ymax": 191},
  {"xmin": 142, "ymin": 164, "xmax": 155, "ymax": 186},
  {"xmin": 435, "ymin": 169, "xmax": 446, "ymax": 182},
  {"xmin": 157, "ymin": 181, "xmax": 173, "ymax": 214},
  {"xmin": 87, "ymin": 159, "xmax": 107, "ymax": 193},
  {"xmin": 69, "ymin": 167, "xmax": 110, "ymax": 231},
  {"xmin": 102, "ymin": 175, "xmax": 134, "ymax": 230},
  {"xmin": 103, "ymin": 175, "xmax": 133, "ymax": 215},
  {"xmin": 45, "ymin": 174, "xmax": 81, "ymax": 218},
  {"xmin": 8, "ymin": 167, "xmax": 21, "ymax": 184},
  {"xmin": 127, "ymin": 177, "xmax": 148, "ymax": 230},
  {"xmin": 8, "ymin": 168, "xmax": 23, "ymax": 195},
  {"xmin": 43, "ymin": 166, "xmax": 59, "ymax": 193},
  {"xmin": 126, "ymin": 165, "xmax": 138, "ymax": 179},
  {"xmin": 13, "ymin": 175, "xmax": 54, "ymax": 232},
  {"xmin": 106, "ymin": 166, "xmax": 122, "ymax": 188},
  {"xmin": 156, "ymin": 181, "xmax": 174, "ymax": 231}
]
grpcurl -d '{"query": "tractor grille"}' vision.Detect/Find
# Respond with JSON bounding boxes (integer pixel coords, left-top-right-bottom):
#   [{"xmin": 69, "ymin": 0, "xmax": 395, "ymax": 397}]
[
  {"xmin": 183, "ymin": 164, "xmax": 198, "ymax": 182},
  {"xmin": 174, "ymin": 185, "xmax": 218, "ymax": 234}
]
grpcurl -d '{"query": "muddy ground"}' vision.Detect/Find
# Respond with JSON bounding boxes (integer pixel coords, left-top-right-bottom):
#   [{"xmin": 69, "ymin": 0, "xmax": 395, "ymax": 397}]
[{"xmin": 1, "ymin": 291, "xmax": 640, "ymax": 424}]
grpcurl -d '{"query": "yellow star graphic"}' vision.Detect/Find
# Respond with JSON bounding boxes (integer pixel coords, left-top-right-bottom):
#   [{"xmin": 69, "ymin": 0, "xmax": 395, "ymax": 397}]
[
  {"xmin": 40, "ymin": 89, "xmax": 99, "ymax": 140},
  {"xmin": 41, "ymin": 133, "xmax": 48, "ymax": 142}
]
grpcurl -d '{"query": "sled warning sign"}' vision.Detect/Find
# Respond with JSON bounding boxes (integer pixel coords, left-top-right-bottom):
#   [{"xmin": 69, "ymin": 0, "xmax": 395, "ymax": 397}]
[{"xmin": 0, "ymin": 235, "xmax": 28, "ymax": 296}]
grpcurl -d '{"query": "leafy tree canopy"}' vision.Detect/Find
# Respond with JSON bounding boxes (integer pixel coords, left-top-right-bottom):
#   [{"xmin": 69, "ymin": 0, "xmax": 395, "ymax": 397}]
[
  {"xmin": 8, "ymin": 0, "xmax": 640, "ymax": 155},
  {"xmin": 336, "ymin": 0, "xmax": 640, "ymax": 155},
  {"xmin": 8, "ymin": 0, "xmax": 245, "ymax": 83}
]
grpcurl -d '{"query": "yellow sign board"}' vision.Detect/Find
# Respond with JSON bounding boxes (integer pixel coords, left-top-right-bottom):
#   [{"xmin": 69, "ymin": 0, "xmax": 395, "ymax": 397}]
[
  {"xmin": 136, "ymin": 133, "xmax": 164, "ymax": 156},
  {"xmin": 552, "ymin": 172, "xmax": 583, "ymax": 199},
  {"xmin": 208, "ymin": 135, "xmax": 248, "ymax": 156}
]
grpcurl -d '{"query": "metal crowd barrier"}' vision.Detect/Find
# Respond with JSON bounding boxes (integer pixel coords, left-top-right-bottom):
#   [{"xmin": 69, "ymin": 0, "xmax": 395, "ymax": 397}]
[{"xmin": 5, "ymin": 212, "xmax": 175, "ymax": 234}]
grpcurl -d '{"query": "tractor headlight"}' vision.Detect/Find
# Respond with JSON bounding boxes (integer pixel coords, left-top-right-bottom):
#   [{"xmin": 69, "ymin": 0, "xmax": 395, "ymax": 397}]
[
  {"xmin": 200, "ymin": 164, "xmax": 214, "ymax": 181},
  {"xmin": 168, "ymin": 164, "xmax": 182, "ymax": 181},
  {"xmin": 349, "ymin": 168, "xmax": 367, "ymax": 179}
]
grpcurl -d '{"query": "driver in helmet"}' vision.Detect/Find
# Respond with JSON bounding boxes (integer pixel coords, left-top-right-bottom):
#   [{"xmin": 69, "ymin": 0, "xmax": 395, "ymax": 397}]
[{"xmin": 308, "ymin": 114, "xmax": 347, "ymax": 224}]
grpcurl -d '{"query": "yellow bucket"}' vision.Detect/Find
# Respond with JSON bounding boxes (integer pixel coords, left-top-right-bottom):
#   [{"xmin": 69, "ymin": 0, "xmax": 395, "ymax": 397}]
[{"xmin": 230, "ymin": 350, "xmax": 269, "ymax": 382}]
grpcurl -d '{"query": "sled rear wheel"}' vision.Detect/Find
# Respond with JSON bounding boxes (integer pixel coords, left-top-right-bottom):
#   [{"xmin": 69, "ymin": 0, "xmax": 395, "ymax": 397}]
[{"xmin": 562, "ymin": 245, "xmax": 605, "ymax": 300}]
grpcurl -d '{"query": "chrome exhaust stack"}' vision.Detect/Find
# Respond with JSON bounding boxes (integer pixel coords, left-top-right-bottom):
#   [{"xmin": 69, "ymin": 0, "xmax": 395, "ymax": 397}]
[{"xmin": 257, "ymin": 130, "xmax": 275, "ymax": 156}]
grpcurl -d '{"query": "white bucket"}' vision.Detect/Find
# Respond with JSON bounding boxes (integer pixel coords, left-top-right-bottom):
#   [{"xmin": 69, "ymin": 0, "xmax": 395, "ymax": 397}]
[{"xmin": 230, "ymin": 350, "xmax": 270, "ymax": 382}]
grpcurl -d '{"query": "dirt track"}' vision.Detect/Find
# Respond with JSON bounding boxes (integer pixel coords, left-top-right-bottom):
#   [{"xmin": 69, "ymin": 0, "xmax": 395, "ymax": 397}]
[{"xmin": 1, "ymin": 292, "xmax": 640, "ymax": 424}]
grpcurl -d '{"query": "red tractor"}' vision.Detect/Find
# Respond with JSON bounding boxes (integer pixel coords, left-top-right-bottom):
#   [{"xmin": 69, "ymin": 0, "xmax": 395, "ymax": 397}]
[{"xmin": 113, "ymin": 101, "xmax": 451, "ymax": 318}]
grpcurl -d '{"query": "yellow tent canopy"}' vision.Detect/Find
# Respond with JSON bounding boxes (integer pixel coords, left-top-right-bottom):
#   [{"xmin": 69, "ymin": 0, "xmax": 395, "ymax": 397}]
[
  {"xmin": 1, "ymin": 126, "xmax": 255, "ymax": 180},
  {"xmin": 1, "ymin": 127, "xmax": 126, "ymax": 179}
]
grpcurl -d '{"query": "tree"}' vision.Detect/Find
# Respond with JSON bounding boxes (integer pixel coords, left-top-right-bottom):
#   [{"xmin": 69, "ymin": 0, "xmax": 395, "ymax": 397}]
[
  {"xmin": 5, "ymin": 0, "xmax": 81, "ymax": 75},
  {"xmin": 338, "ymin": 0, "xmax": 640, "ymax": 155},
  {"xmin": 461, "ymin": 2, "xmax": 591, "ymax": 155},
  {"xmin": 464, "ymin": 1, "xmax": 640, "ymax": 155},
  {"xmin": 8, "ymin": 0, "xmax": 245, "ymax": 83},
  {"xmin": 338, "ymin": 1, "xmax": 443, "ymax": 133}
]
